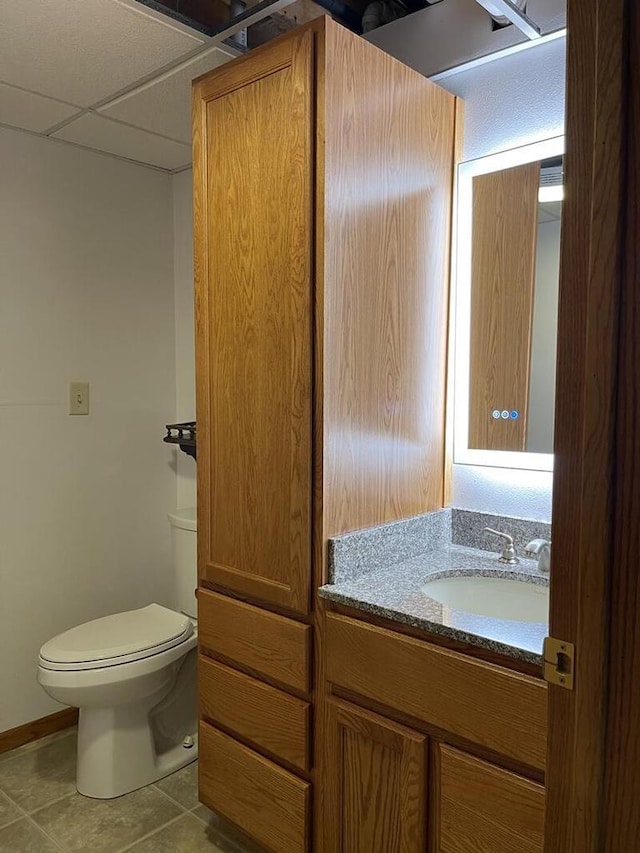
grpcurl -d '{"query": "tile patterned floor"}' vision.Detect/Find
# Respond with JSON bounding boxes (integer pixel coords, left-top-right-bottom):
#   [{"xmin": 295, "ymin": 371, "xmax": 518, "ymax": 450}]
[{"xmin": 0, "ymin": 729, "xmax": 260, "ymax": 852}]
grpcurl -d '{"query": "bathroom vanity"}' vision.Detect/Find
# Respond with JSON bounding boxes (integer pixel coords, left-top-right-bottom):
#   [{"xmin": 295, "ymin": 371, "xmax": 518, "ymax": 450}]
[
  {"xmin": 317, "ymin": 508, "xmax": 549, "ymax": 851},
  {"xmin": 321, "ymin": 613, "xmax": 546, "ymax": 852},
  {"xmin": 192, "ymin": 13, "xmax": 550, "ymax": 853}
]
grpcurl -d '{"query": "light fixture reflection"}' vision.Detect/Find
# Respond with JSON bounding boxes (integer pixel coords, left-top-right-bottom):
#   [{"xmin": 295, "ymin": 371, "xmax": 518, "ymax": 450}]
[{"xmin": 538, "ymin": 185, "xmax": 564, "ymax": 203}]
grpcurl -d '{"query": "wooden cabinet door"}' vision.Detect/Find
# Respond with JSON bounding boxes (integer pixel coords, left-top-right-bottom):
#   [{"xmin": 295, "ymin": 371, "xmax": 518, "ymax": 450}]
[
  {"xmin": 325, "ymin": 698, "xmax": 427, "ymax": 853},
  {"xmin": 435, "ymin": 745, "xmax": 544, "ymax": 853},
  {"xmin": 192, "ymin": 31, "xmax": 313, "ymax": 615}
]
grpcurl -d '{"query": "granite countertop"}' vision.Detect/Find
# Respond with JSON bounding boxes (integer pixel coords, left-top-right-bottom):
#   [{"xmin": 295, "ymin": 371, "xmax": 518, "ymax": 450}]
[{"xmin": 318, "ymin": 543, "xmax": 550, "ymax": 666}]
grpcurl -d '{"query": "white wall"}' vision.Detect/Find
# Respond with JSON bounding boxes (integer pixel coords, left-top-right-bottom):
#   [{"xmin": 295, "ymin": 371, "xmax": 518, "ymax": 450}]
[
  {"xmin": 0, "ymin": 129, "xmax": 178, "ymax": 731},
  {"xmin": 172, "ymin": 170, "xmax": 197, "ymax": 510}
]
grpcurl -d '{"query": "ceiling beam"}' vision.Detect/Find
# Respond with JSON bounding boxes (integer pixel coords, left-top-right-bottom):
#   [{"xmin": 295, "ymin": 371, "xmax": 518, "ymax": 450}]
[{"xmin": 474, "ymin": 0, "xmax": 542, "ymax": 39}]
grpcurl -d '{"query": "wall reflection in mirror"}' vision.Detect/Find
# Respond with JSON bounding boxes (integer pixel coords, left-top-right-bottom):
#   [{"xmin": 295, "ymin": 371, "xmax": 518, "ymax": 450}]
[{"xmin": 453, "ymin": 137, "xmax": 563, "ymax": 472}]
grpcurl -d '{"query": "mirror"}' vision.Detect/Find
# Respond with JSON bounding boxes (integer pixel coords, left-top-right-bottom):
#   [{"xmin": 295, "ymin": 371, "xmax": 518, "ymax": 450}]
[{"xmin": 452, "ymin": 137, "xmax": 564, "ymax": 472}]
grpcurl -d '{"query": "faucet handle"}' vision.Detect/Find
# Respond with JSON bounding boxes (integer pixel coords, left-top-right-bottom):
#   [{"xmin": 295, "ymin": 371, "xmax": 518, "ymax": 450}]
[
  {"xmin": 483, "ymin": 527, "xmax": 519, "ymax": 565},
  {"xmin": 524, "ymin": 538, "xmax": 551, "ymax": 572},
  {"xmin": 524, "ymin": 537, "xmax": 550, "ymax": 553}
]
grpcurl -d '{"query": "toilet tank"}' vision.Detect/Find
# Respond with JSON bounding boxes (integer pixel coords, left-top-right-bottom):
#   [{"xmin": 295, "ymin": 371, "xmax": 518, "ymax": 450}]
[{"xmin": 167, "ymin": 508, "xmax": 197, "ymax": 619}]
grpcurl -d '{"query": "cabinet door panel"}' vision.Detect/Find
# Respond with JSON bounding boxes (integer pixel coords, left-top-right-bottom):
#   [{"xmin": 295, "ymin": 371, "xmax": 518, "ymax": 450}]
[
  {"xmin": 436, "ymin": 744, "xmax": 544, "ymax": 853},
  {"xmin": 193, "ymin": 31, "xmax": 313, "ymax": 614},
  {"xmin": 325, "ymin": 698, "xmax": 427, "ymax": 853}
]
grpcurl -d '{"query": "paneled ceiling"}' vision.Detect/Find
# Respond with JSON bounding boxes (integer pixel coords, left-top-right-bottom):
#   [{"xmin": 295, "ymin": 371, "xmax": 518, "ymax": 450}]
[{"xmin": 0, "ymin": 0, "xmax": 238, "ymax": 171}]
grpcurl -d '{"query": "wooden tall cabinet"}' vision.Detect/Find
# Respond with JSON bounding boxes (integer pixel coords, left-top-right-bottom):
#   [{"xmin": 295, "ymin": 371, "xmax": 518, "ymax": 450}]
[{"xmin": 193, "ymin": 16, "xmax": 457, "ymax": 852}]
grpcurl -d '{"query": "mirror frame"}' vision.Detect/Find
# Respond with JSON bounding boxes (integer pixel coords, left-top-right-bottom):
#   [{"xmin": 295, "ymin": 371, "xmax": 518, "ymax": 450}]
[{"xmin": 451, "ymin": 134, "xmax": 565, "ymax": 472}]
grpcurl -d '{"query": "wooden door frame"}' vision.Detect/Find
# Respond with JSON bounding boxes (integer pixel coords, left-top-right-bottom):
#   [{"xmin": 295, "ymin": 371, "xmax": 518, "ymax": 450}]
[
  {"xmin": 602, "ymin": 1, "xmax": 640, "ymax": 847},
  {"xmin": 545, "ymin": 1, "xmax": 630, "ymax": 850}
]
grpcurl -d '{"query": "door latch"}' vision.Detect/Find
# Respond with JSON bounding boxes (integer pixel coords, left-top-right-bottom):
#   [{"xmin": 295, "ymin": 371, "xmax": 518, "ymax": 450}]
[{"xmin": 543, "ymin": 636, "xmax": 575, "ymax": 689}]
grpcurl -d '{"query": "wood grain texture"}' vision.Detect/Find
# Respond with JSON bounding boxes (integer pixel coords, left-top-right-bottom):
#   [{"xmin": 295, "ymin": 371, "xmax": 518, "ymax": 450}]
[
  {"xmin": 312, "ymin": 18, "xmax": 330, "ymax": 853},
  {"xmin": 193, "ymin": 29, "xmax": 313, "ymax": 615},
  {"xmin": 313, "ymin": 21, "xmax": 457, "ymax": 852},
  {"xmin": 325, "ymin": 698, "xmax": 426, "ymax": 853},
  {"xmin": 331, "ymin": 683, "xmax": 544, "ymax": 787},
  {"xmin": 544, "ymin": 0, "xmax": 627, "ymax": 850},
  {"xmin": 327, "ymin": 600, "xmax": 543, "ymax": 678},
  {"xmin": 199, "ymin": 721, "xmax": 310, "ymax": 853},
  {"xmin": 198, "ymin": 590, "xmax": 311, "ymax": 695},
  {"xmin": 321, "ymin": 21, "xmax": 456, "ymax": 536},
  {"xmin": 199, "ymin": 655, "xmax": 311, "ymax": 772},
  {"xmin": 193, "ymin": 20, "xmax": 460, "ymax": 852},
  {"xmin": 468, "ymin": 163, "xmax": 539, "ymax": 451},
  {"xmin": 443, "ymin": 97, "xmax": 466, "ymax": 505},
  {"xmin": 0, "ymin": 708, "xmax": 78, "ymax": 755},
  {"xmin": 438, "ymin": 744, "xmax": 545, "ymax": 853},
  {"xmin": 326, "ymin": 613, "xmax": 546, "ymax": 770},
  {"xmin": 602, "ymin": 2, "xmax": 640, "ymax": 848}
]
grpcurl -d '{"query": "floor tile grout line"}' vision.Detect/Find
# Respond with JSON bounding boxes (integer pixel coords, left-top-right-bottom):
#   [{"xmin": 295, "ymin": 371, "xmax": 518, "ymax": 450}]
[
  {"xmin": 190, "ymin": 804, "xmax": 210, "ymax": 824},
  {"xmin": 115, "ymin": 810, "xmax": 188, "ymax": 853},
  {"xmin": 23, "ymin": 812, "xmax": 67, "ymax": 852},
  {"xmin": 29, "ymin": 784, "xmax": 191, "ymax": 851},
  {"xmin": 0, "ymin": 785, "xmax": 76, "ymax": 818},
  {"xmin": 0, "ymin": 813, "xmax": 24, "ymax": 833},
  {"xmin": 0, "ymin": 736, "xmax": 225, "ymax": 852},
  {"xmin": 0, "ymin": 802, "xmax": 67, "ymax": 853},
  {"xmin": 0, "ymin": 730, "xmax": 79, "ymax": 819},
  {"xmin": 29, "ymin": 790, "xmax": 77, "ymax": 817},
  {"xmin": 151, "ymin": 783, "xmax": 194, "ymax": 813},
  {"xmin": 0, "ymin": 783, "xmax": 35, "ymax": 817},
  {"xmin": 0, "ymin": 788, "xmax": 31, "ymax": 817}
]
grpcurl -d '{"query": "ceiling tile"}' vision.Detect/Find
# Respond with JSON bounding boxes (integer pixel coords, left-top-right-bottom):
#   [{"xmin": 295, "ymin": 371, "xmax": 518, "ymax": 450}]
[
  {"xmin": 0, "ymin": 82, "xmax": 81, "ymax": 132},
  {"xmin": 0, "ymin": 0, "xmax": 206, "ymax": 108},
  {"xmin": 52, "ymin": 113, "xmax": 191, "ymax": 170},
  {"xmin": 99, "ymin": 46, "xmax": 234, "ymax": 143}
]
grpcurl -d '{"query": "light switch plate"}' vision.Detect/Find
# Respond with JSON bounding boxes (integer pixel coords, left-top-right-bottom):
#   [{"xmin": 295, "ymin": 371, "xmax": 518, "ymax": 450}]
[{"xmin": 69, "ymin": 381, "xmax": 90, "ymax": 415}]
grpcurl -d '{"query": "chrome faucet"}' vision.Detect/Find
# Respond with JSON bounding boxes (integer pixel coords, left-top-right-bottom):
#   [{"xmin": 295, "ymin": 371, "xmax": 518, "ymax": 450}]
[
  {"xmin": 483, "ymin": 527, "xmax": 519, "ymax": 564},
  {"xmin": 525, "ymin": 538, "xmax": 551, "ymax": 573}
]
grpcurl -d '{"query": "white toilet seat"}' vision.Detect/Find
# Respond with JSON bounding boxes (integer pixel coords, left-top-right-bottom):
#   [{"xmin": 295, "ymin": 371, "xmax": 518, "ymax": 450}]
[
  {"xmin": 39, "ymin": 604, "xmax": 193, "ymax": 672},
  {"xmin": 37, "ymin": 631, "xmax": 197, "ymax": 704}
]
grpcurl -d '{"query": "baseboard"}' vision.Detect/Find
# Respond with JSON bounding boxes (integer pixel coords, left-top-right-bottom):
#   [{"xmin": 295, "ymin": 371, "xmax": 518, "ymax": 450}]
[{"xmin": 0, "ymin": 708, "xmax": 79, "ymax": 756}]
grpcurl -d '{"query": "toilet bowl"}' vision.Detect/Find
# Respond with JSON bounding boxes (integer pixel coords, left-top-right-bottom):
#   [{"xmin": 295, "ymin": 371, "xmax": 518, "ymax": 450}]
[{"xmin": 37, "ymin": 508, "xmax": 199, "ymax": 799}]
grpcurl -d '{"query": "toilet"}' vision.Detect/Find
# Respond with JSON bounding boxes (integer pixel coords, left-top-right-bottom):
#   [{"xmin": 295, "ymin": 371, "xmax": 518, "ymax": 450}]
[{"xmin": 37, "ymin": 508, "xmax": 198, "ymax": 799}]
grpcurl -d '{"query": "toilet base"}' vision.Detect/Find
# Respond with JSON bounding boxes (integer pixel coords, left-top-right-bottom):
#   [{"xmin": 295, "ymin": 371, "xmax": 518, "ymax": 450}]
[{"xmin": 76, "ymin": 705, "xmax": 198, "ymax": 799}]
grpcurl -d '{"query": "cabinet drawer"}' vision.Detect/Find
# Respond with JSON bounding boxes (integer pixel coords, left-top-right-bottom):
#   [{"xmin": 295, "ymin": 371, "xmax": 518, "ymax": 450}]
[
  {"xmin": 437, "ymin": 744, "xmax": 545, "ymax": 853},
  {"xmin": 199, "ymin": 589, "xmax": 311, "ymax": 694},
  {"xmin": 199, "ymin": 656, "xmax": 311, "ymax": 771},
  {"xmin": 326, "ymin": 613, "xmax": 547, "ymax": 769},
  {"xmin": 199, "ymin": 721, "xmax": 310, "ymax": 853}
]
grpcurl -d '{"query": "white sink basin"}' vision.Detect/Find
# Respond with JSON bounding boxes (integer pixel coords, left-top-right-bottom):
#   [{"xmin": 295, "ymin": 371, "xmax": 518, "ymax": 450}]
[{"xmin": 421, "ymin": 575, "xmax": 548, "ymax": 624}]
